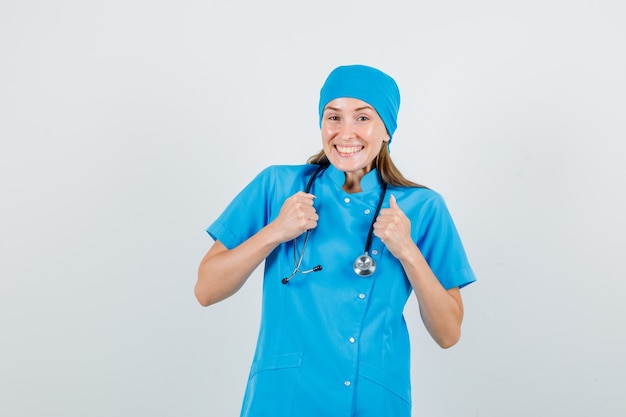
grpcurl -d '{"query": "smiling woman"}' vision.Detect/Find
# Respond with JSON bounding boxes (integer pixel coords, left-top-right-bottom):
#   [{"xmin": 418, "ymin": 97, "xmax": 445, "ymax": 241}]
[
  {"xmin": 308, "ymin": 65, "xmax": 423, "ymax": 190},
  {"xmin": 320, "ymin": 97, "xmax": 390, "ymax": 192},
  {"xmin": 195, "ymin": 64, "xmax": 476, "ymax": 417}
]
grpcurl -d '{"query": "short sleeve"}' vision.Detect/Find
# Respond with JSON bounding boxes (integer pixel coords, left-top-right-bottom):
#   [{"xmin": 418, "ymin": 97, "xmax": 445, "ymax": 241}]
[
  {"xmin": 207, "ymin": 167, "xmax": 276, "ymax": 250},
  {"xmin": 415, "ymin": 193, "xmax": 476, "ymax": 289}
]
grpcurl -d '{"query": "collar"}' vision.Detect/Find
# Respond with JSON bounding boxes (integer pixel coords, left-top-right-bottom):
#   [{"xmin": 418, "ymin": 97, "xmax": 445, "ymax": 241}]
[{"xmin": 325, "ymin": 164, "xmax": 383, "ymax": 194}]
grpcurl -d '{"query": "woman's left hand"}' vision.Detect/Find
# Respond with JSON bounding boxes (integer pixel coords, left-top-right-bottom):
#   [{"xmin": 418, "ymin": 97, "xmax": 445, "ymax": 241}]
[{"xmin": 373, "ymin": 194, "xmax": 415, "ymax": 260}]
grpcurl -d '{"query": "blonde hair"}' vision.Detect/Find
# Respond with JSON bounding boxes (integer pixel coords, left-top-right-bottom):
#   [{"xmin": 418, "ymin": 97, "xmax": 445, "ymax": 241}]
[{"xmin": 306, "ymin": 144, "xmax": 425, "ymax": 188}]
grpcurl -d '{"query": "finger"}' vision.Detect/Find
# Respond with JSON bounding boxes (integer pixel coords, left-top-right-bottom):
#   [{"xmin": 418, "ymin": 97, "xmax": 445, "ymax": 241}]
[
  {"xmin": 294, "ymin": 191, "xmax": 316, "ymax": 200},
  {"xmin": 389, "ymin": 194, "xmax": 399, "ymax": 209},
  {"xmin": 294, "ymin": 194, "xmax": 316, "ymax": 208}
]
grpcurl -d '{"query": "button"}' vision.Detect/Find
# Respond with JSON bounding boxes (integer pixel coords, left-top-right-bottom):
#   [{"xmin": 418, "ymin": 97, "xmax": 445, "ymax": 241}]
[
  {"xmin": 344, "ymin": 197, "xmax": 350, "ymax": 203},
  {"xmin": 344, "ymin": 381, "xmax": 351, "ymax": 387},
  {"xmin": 349, "ymin": 337, "xmax": 355, "ymax": 344},
  {"xmin": 358, "ymin": 293, "xmax": 366, "ymax": 299},
  {"xmin": 364, "ymin": 209, "xmax": 371, "ymax": 215},
  {"xmin": 371, "ymin": 250, "xmax": 378, "ymax": 255}
]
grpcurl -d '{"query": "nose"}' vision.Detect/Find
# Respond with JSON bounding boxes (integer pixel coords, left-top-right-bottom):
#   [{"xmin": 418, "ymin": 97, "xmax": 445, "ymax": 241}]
[{"xmin": 337, "ymin": 119, "xmax": 356, "ymax": 140}]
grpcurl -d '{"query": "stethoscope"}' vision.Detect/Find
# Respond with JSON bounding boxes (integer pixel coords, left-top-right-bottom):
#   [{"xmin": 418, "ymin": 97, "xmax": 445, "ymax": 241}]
[{"xmin": 282, "ymin": 164, "xmax": 388, "ymax": 284}]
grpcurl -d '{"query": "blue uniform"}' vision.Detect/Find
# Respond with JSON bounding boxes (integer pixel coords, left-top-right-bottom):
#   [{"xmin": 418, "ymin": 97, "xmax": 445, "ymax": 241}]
[{"xmin": 207, "ymin": 164, "xmax": 476, "ymax": 417}]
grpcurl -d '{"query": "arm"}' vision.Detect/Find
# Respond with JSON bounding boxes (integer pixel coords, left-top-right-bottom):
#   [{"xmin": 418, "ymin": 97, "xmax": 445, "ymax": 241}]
[
  {"xmin": 373, "ymin": 195, "xmax": 464, "ymax": 348},
  {"xmin": 396, "ymin": 249, "xmax": 464, "ymax": 348},
  {"xmin": 195, "ymin": 191, "xmax": 318, "ymax": 307}
]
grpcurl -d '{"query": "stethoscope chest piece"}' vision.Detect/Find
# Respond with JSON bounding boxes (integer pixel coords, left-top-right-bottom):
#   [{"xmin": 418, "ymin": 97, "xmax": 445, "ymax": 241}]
[{"xmin": 353, "ymin": 253, "xmax": 376, "ymax": 277}]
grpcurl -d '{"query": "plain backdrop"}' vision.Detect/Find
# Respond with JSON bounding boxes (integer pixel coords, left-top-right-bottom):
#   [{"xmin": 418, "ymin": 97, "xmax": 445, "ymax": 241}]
[{"xmin": 1, "ymin": 1, "xmax": 625, "ymax": 416}]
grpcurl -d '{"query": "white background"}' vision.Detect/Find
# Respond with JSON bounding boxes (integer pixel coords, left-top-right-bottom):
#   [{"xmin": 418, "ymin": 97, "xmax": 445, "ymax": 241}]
[{"xmin": 1, "ymin": 1, "xmax": 625, "ymax": 416}]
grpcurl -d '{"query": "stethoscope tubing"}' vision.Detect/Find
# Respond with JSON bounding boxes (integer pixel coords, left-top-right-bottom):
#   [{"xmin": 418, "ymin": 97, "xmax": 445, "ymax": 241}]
[{"xmin": 282, "ymin": 164, "xmax": 387, "ymax": 283}]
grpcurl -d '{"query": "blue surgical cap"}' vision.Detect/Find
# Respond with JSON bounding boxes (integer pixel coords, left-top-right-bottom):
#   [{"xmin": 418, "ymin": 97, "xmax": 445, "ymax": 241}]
[{"xmin": 318, "ymin": 64, "xmax": 401, "ymax": 140}]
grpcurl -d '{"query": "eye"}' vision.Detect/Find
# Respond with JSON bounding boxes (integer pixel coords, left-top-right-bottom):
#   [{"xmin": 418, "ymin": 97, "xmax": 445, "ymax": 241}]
[
  {"xmin": 327, "ymin": 115, "xmax": 339, "ymax": 121},
  {"xmin": 357, "ymin": 115, "xmax": 370, "ymax": 122}
]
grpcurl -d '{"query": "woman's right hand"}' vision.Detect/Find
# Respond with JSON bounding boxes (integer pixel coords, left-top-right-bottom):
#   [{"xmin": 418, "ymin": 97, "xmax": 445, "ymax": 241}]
[
  {"xmin": 269, "ymin": 191, "xmax": 318, "ymax": 242},
  {"xmin": 196, "ymin": 191, "xmax": 318, "ymax": 306}
]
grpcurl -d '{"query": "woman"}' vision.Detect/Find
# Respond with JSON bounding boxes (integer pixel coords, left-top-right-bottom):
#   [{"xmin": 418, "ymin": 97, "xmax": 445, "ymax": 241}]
[{"xmin": 196, "ymin": 64, "xmax": 476, "ymax": 417}]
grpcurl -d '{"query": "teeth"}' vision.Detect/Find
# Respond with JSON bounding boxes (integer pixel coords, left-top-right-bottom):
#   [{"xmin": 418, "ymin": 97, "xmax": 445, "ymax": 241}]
[{"xmin": 336, "ymin": 146, "xmax": 362, "ymax": 154}]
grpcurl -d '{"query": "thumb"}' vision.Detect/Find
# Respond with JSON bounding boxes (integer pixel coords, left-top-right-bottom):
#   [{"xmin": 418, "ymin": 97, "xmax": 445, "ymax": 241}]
[{"xmin": 389, "ymin": 194, "xmax": 399, "ymax": 209}]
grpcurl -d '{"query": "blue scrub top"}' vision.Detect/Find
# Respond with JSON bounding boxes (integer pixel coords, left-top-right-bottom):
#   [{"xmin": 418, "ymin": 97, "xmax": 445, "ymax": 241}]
[{"xmin": 208, "ymin": 164, "xmax": 476, "ymax": 417}]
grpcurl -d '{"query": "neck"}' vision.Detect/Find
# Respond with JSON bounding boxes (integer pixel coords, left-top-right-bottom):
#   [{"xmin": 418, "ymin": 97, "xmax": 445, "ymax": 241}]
[
  {"xmin": 342, "ymin": 178, "xmax": 361, "ymax": 193},
  {"xmin": 342, "ymin": 169, "xmax": 370, "ymax": 193}
]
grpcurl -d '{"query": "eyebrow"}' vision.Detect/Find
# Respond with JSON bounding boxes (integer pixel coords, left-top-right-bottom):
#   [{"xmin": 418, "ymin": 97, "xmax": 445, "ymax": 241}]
[{"xmin": 324, "ymin": 105, "xmax": 375, "ymax": 112}]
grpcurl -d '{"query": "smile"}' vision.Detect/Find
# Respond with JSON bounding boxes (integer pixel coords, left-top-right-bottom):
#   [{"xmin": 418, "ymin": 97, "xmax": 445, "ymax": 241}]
[{"xmin": 335, "ymin": 145, "xmax": 363, "ymax": 155}]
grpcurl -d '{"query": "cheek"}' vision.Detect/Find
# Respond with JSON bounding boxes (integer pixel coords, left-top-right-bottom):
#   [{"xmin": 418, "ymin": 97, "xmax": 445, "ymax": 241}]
[
  {"xmin": 320, "ymin": 126, "xmax": 334, "ymax": 143},
  {"xmin": 372, "ymin": 123, "xmax": 387, "ymax": 138}
]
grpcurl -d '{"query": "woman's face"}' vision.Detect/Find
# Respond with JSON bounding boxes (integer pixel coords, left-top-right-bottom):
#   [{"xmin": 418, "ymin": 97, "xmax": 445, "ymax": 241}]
[{"xmin": 321, "ymin": 97, "xmax": 389, "ymax": 177}]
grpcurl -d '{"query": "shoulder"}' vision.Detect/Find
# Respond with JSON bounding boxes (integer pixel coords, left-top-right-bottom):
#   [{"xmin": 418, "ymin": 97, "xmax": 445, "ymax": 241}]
[
  {"xmin": 253, "ymin": 164, "xmax": 321, "ymax": 186},
  {"xmin": 388, "ymin": 185, "xmax": 452, "ymax": 218},
  {"xmin": 257, "ymin": 164, "xmax": 318, "ymax": 178},
  {"xmin": 248, "ymin": 164, "xmax": 320, "ymax": 195},
  {"xmin": 389, "ymin": 184, "xmax": 445, "ymax": 205}
]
